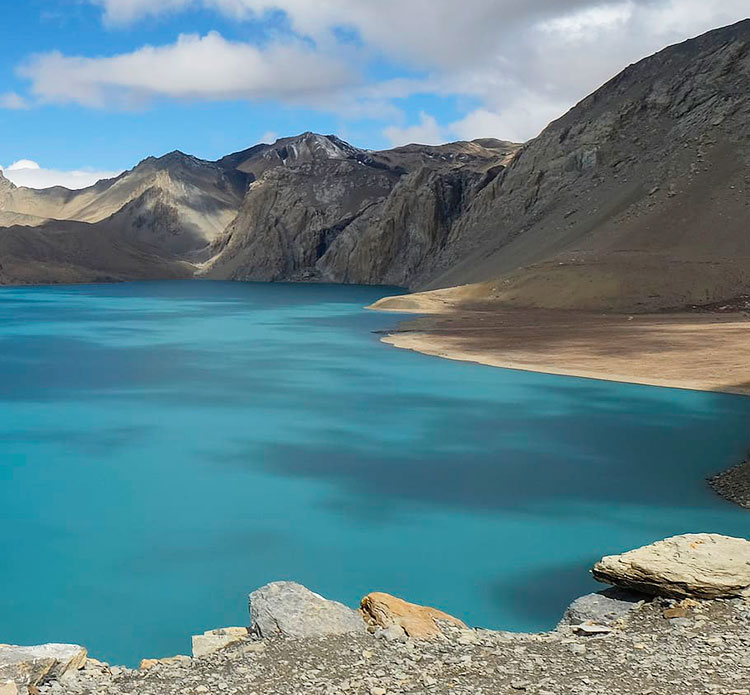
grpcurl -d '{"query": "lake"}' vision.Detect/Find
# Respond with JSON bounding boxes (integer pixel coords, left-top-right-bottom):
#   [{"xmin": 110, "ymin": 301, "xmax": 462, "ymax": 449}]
[{"xmin": 0, "ymin": 280, "xmax": 748, "ymax": 666}]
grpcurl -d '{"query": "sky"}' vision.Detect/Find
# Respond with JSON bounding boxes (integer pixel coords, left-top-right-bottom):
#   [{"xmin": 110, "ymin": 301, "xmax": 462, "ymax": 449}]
[{"xmin": 0, "ymin": 1, "xmax": 748, "ymax": 188}]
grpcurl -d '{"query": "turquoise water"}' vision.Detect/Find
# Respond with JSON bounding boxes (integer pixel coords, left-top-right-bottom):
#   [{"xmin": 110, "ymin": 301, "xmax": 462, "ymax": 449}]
[{"xmin": 0, "ymin": 281, "xmax": 748, "ymax": 666}]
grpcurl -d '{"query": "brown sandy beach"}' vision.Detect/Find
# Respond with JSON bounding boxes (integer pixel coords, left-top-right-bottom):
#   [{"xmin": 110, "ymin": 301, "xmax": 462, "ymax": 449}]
[{"xmin": 371, "ymin": 290, "xmax": 750, "ymax": 396}]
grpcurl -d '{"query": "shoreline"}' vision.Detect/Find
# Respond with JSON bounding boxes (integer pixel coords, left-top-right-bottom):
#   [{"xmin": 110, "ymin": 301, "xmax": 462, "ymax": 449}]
[
  {"xmin": 7, "ymin": 532, "xmax": 750, "ymax": 695},
  {"xmin": 380, "ymin": 330, "xmax": 750, "ymax": 397},
  {"xmin": 371, "ymin": 293, "xmax": 750, "ymax": 509},
  {"xmin": 370, "ymin": 293, "xmax": 750, "ymax": 397}
]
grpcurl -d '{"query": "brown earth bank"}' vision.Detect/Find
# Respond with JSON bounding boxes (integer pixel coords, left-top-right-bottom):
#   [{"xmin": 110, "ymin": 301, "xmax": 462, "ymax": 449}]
[{"xmin": 371, "ymin": 290, "xmax": 750, "ymax": 396}]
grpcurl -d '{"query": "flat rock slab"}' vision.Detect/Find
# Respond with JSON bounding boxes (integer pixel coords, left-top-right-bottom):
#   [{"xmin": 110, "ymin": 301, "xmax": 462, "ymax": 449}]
[
  {"xmin": 249, "ymin": 582, "xmax": 366, "ymax": 639},
  {"xmin": 593, "ymin": 533, "xmax": 750, "ymax": 599},
  {"xmin": 361, "ymin": 592, "xmax": 467, "ymax": 639},
  {"xmin": 0, "ymin": 644, "xmax": 86, "ymax": 687},
  {"xmin": 192, "ymin": 628, "xmax": 249, "ymax": 658}
]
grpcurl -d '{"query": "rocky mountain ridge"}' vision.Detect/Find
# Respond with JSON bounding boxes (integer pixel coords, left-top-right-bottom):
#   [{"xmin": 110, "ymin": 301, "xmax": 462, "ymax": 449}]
[
  {"xmin": 2, "ymin": 19, "xmax": 750, "ymax": 310},
  {"xmin": 0, "ymin": 134, "xmax": 517, "ymax": 286}
]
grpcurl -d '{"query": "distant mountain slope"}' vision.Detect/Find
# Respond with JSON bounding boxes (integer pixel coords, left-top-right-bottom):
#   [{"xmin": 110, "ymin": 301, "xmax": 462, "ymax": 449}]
[
  {"xmin": 0, "ymin": 217, "xmax": 193, "ymax": 286},
  {"xmin": 1, "ymin": 19, "xmax": 749, "ymax": 310},
  {"xmin": 1, "ymin": 153, "xmax": 249, "ymax": 260}
]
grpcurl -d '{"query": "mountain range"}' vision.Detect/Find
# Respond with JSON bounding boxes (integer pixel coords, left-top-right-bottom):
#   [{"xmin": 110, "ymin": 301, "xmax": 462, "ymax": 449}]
[{"xmin": 1, "ymin": 19, "xmax": 749, "ymax": 312}]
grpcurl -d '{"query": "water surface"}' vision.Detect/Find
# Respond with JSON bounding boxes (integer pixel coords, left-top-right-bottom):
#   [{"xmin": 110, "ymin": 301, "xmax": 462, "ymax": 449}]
[{"xmin": 0, "ymin": 281, "xmax": 748, "ymax": 665}]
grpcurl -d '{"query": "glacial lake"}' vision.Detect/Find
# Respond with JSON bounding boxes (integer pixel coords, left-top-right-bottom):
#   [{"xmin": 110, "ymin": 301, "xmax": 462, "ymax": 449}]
[{"xmin": 1, "ymin": 280, "xmax": 748, "ymax": 666}]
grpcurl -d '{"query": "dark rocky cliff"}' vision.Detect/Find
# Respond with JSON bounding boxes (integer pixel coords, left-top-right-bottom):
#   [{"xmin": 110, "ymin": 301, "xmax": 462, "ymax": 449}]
[{"xmin": 419, "ymin": 19, "xmax": 750, "ymax": 310}]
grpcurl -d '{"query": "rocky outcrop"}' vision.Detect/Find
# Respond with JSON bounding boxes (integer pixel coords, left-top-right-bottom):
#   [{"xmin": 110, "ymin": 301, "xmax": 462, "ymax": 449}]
[
  {"xmin": 592, "ymin": 533, "xmax": 750, "ymax": 599},
  {"xmin": 360, "ymin": 592, "xmax": 466, "ymax": 640},
  {"xmin": 248, "ymin": 582, "xmax": 366, "ymax": 639},
  {"xmin": 317, "ymin": 166, "xmax": 492, "ymax": 286},
  {"xmin": 709, "ymin": 460, "xmax": 750, "ymax": 509},
  {"xmin": 202, "ymin": 156, "xmax": 400, "ymax": 282},
  {"xmin": 0, "ymin": 644, "xmax": 86, "ymax": 689}
]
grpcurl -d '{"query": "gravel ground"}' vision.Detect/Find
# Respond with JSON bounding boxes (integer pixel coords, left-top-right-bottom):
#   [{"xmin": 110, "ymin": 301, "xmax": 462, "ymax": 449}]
[
  {"xmin": 709, "ymin": 461, "xmax": 750, "ymax": 509},
  {"xmin": 39, "ymin": 598, "xmax": 750, "ymax": 695}
]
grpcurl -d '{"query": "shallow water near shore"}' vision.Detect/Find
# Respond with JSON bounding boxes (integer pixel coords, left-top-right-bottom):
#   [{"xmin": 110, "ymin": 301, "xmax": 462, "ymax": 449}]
[{"xmin": 1, "ymin": 280, "xmax": 748, "ymax": 666}]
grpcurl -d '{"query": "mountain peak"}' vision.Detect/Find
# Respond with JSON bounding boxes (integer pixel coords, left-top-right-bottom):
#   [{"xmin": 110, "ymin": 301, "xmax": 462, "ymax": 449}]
[
  {"xmin": 217, "ymin": 132, "xmax": 376, "ymax": 176},
  {"xmin": 266, "ymin": 132, "xmax": 362, "ymax": 163},
  {"xmin": 135, "ymin": 150, "xmax": 213, "ymax": 173}
]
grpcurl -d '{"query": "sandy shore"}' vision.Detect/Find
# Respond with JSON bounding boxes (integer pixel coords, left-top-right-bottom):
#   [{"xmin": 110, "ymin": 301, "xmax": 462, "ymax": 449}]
[{"xmin": 371, "ymin": 292, "xmax": 750, "ymax": 396}]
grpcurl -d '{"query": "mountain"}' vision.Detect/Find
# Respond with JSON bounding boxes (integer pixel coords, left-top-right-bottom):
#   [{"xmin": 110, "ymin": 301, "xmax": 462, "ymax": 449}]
[
  {"xmin": 202, "ymin": 134, "xmax": 517, "ymax": 283},
  {"xmin": 409, "ymin": 19, "xmax": 750, "ymax": 311},
  {"xmin": 0, "ymin": 133, "xmax": 518, "ymax": 286},
  {"xmin": 1, "ymin": 19, "xmax": 749, "ymax": 310}
]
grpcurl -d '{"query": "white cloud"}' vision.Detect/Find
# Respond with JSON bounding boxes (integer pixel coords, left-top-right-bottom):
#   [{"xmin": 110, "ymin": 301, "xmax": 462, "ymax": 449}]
[
  {"xmin": 383, "ymin": 112, "xmax": 448, "ymax": 147},
  {"xmin": 259, "ymin": 131, "xmax": 278, "ymax": 143},
  {"xmin": 16, "ymin": 1, "xmax": 750, "ymax": 143},
  {"xmin": 450, "ymin": 108, "xmax": 533, "ymax": 145},
  {"xmin": 20, "ymin": 31, "xmax": 357, "ymax": 109},
  {"xmin": 1, "ymin": 160, "xmax": 122, "ymax": 189},
  {"xmin": 0, "ymin": 92, "xmax": 30, "ymax": 110},
  {"xmin": 6, "ymin": 160, "xmax": 42, "ymax": 171}
]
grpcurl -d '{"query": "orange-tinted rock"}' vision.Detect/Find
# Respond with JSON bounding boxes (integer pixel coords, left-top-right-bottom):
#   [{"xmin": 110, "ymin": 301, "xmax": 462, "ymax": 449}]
[{"xmin": 360, "ymin": 593, "xmax": 467, "ymax": 639}]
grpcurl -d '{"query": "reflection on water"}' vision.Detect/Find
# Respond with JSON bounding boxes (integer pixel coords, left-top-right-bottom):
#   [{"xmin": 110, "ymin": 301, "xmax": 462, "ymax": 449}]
[{"xmin": 0, "ymin": 280, "xmax": 748, "ymax": 666}]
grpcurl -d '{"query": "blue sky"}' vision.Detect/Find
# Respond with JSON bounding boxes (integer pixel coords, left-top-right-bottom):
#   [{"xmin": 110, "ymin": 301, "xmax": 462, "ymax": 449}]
[{"xmin": 1, "ymin": 1, "xmax": 747, "ymax": 187}]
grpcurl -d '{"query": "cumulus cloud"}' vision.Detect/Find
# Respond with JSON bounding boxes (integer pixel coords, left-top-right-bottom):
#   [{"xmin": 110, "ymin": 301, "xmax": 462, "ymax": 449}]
[
  {"xmin": 0, "ymin": 92, "xmax": 29, "ymax": 110},
  {"xmin": 20, "ymin": 31, "xmax": 357, "ymax": 108},
  {"xmin": 18, "ymin": 1, "xmax": 750, "ymax": 142},
  {"xmin": 383, "ymin": 112, "xmax": 448, "ymax": 147},
  {"xmin": 1, "ymin": 160, "xmax": 122, "ymax": 189}
]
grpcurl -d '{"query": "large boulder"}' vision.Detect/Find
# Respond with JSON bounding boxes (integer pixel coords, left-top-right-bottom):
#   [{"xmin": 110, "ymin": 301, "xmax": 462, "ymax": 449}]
[
  {"xmin": 0, "ymin": 644, "xmax": 86, "ymax": 688},
  {"xmin": 592, "ymin": 534, "xmax": 750, "ymax": 599},
  {"xmin": 559, "ymin": 589, "xmax": 645, "ymax": 627},
  {"xmin": 360, "ymin": 592, "xmax": 467, "ymax": 639},
  {"xmin": 248, "ymin": 582, "xmax": 366, "ymax": 639}
]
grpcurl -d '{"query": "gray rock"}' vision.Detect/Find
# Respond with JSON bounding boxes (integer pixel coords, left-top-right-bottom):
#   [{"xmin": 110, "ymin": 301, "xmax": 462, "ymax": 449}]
[
  {"xmin": 248, "ymin": 582, "xmax": 366, "ymax": 639},
  {"xmin": 0, "ymin": 644, "xmax": 86, "ymax": 687},
  {"xmin": 560, "ymin": 589, "xmax": 645, "ymax": 627},
  {"xmin": 374, "ymin": 625, "xmax": 408, "ymax": 643}
]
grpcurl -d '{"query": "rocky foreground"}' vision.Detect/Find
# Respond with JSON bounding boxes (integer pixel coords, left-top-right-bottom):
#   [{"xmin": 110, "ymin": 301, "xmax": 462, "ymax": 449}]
[{"xmin": 3, "ymin": 534, "xmax": 749, "ymax": 695}]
